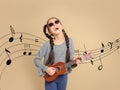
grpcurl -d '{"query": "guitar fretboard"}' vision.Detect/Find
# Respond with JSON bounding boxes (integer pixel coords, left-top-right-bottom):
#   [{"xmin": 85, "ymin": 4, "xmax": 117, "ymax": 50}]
[{"xmin": 64, "ymin": 57, "xmax": 82, "ymax": 68}]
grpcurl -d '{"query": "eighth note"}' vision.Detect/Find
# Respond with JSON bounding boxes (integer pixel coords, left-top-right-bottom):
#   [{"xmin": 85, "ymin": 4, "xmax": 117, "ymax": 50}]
[
  {"xmin": 23, "ymin": 44, "xmax": 32, "ymax": 55},
  {"xmin": 5, "ymin": 48, "xmax": 12, "ymax": 65},
  {"xmin": 9, "ymin": 25, "xmax": 15, "ymax": 42}
]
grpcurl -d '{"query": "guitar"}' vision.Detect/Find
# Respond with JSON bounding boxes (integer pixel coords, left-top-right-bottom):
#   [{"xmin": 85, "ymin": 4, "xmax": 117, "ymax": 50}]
[
  {"xmin": 44, "ymin": 57, "xmax": 82, "ymax": 82},
  {"xmin": 44, "ymin": 52, "xmax": 93, "ymax": 82}
]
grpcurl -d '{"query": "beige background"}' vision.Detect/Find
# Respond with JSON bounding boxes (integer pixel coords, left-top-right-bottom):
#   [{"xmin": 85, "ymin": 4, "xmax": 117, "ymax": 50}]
[{"xmin": 0, "ymin": 0, "xmax": 120, "ymax": 90}]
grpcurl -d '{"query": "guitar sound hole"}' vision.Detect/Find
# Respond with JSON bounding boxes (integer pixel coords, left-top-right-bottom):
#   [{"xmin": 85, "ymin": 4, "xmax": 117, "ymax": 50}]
[{"xmin": 56, "ymin": 67, "xmax": 60, "ymax": 72}]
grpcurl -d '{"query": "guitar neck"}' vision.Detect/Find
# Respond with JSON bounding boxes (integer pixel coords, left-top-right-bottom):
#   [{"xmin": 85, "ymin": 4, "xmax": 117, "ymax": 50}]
[{"xmin": 64, "ymin": 57, "xmax": 82, "ymax": 68}]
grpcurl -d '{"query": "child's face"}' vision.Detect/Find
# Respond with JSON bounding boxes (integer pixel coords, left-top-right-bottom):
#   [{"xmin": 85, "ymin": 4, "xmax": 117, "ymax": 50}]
[{"xmin": 47, "ymin": 18, "xmax": 63, "ymax": 36}]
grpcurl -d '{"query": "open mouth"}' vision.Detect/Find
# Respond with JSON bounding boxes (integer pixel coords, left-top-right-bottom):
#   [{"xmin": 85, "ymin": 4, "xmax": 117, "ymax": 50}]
[{"xmin": 55, "ymin": 28, "xmax": 59, "ymax": 30}]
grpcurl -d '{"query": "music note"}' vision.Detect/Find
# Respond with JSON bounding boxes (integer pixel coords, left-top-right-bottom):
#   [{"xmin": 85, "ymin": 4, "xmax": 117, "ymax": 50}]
[
  {"xmin": 115, "ymin": 38, "xmax": 120, "ymax": 43},
  {"xmin": 9, "ymin": 25, "xmax": 15, "ymax": 42},
  {"xmin": 5, "ymin": 48, "xmax": 11, "ymax": 53},
  {"xmin": 115, "ymin": 38, "xmax": 120, "ymax": 54},
  {"xmin": 83, "ymin": 44, "xmax": 87, "ymax": 54},
  {"xmin": 90, "ymin": 60, "xmax": 94, "ymax": 65},
  {"xmin": 6, "ymin": 59, "xmax": 12, "ymax": 65},
  {"xmin": 23, "ymin": 44, "xmax": 32, "ymax": 55},
  {"xmin": 88, "ymin": 55, "xmax": 94, "ymax": 65},
  {"xmin": 98, "ymin": 56, "xmax": 103, "ymax": 70},
  {"xmin": 20, "ymin": 33, "xmax": 23, "ymax": 42},
  {"xmin": 5, "ymin": 48, "xmax": 12, "ymax": 65},
  {"xmin": 35, "ymin": 39, "xmax": 39, "ymax": 42},
  {"xmin": 100, "ymin": 43, "xmax": 105, "ymax": 53},
  {"xmin": 107, "ymin": 42, "xmax": 113, "ymax": 49}
]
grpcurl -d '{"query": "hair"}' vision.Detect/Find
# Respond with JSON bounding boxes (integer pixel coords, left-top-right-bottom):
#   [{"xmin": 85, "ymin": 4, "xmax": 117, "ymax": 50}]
[{"xmin": 43, "ymin": 17, "xmax": 70, "ymax": 65}]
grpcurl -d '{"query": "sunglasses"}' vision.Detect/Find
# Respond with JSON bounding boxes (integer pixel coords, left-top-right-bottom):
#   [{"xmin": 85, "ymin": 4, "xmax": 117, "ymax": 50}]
[{"xmin": 48, "ymin": 20, "xmax": 60, "ymax": 27}]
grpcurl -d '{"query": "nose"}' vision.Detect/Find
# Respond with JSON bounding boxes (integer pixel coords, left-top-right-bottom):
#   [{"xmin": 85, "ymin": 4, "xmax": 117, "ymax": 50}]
[{"xmin": 53, "ymin": 23, "xmax": 58, "ymax": 28}]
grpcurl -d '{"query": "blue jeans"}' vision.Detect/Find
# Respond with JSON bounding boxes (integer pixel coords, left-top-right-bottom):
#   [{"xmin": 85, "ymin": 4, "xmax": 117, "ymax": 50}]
[{"xmin": 45, "ymin": 74, "xmax": 68, "ymax": 90}]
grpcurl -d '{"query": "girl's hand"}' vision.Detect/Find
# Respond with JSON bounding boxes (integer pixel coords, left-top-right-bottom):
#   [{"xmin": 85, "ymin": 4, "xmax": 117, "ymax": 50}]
[
  {"xmin": 81, "ymin": 52, "xmax": 93, "ymax": 60},
  {"xmin": 73, "ymin": 57, "xmax": 82, "ymax": 65},
  {"xmin": 74, "ymin": 52, "xmax": 93, "ymax": 65},
  {"xmin": 76, "ymin": 58, "xmax": 82, "ymax": 64},
  {"xmin": 45, "ymin": 67, "xmax": 56, "ymax": 76}
]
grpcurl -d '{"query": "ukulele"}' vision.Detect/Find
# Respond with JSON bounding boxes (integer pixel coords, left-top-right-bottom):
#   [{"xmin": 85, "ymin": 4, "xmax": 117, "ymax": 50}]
[
  {"xmin": 44, "ymin": 52, "xmax": 92, "ymax": 82},
  {"xmin": 44, "ymin": 58, "xmax": 81, "ymax": 82}
]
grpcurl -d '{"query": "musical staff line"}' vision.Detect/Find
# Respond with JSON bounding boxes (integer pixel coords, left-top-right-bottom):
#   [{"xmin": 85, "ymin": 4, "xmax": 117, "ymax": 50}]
[
  {"xmin": 0, "ymin": 48, "xmax": 39, "ymax": 66},
  {"xmin": 0, "ymin": 25, "xmax": 120, "ymax": 90},
  {"xmin": 0, "ymin": 54, "xmax": 36, "ymax": 80}
]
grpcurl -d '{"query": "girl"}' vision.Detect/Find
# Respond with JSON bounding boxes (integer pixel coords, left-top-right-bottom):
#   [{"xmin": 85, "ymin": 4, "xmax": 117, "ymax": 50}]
[{"xmin": 34, "ymin": 17, "xmax": 82, "ymax": 90}]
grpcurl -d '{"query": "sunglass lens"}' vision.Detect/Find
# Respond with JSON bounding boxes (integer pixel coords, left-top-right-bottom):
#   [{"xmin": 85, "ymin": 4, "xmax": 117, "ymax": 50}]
[
  {"xmin": 48, "ymin": 23, "xmax": 54, "ymax": 27},
  {"xmin": 48, "ymin": 20, "xmax": 60, "ymax": 27},
  {"xmin": 55, "ymin": 20, "xmax": 59, "ymax": 24}
]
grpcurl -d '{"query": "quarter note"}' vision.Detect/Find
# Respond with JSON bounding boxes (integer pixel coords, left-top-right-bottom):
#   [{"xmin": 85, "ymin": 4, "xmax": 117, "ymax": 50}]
[
  {"xmin": 83, "ymin": 44, "xmax": 87, "ymax": 54},
  {"xmin": 9, "ymin": 25, "xmax": 15, "ymax": 42}
]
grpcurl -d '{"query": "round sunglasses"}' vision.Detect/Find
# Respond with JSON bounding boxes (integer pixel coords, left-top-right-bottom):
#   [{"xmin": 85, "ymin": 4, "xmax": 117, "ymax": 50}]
[{"xmin": 48, "ymin": 20, "xmax": 60, "ymax": 27}]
